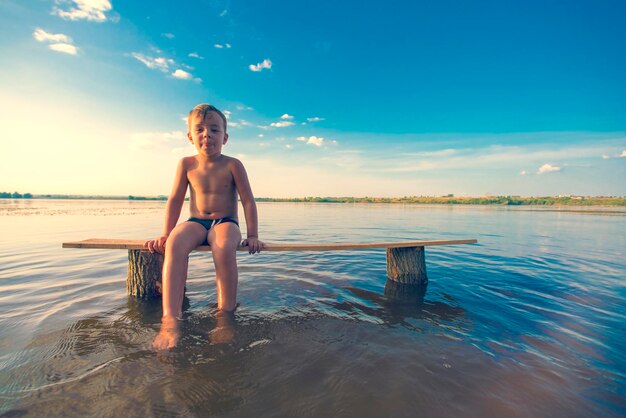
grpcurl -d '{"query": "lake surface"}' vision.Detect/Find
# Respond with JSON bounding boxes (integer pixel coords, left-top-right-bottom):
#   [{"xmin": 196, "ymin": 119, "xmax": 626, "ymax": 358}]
[{"xmin": 0, "ymin": 199, "xmax": 624, "ymax": 417}]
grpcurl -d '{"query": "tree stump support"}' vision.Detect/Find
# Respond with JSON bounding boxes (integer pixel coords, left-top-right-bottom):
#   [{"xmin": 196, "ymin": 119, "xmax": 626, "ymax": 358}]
[
  {"xmin": 386, "ymin": 246, "xmax": 428, "ymax": 285},
  {"xmin": 127, "ymin": 250, "xmax": 163, "ymax": 298}
]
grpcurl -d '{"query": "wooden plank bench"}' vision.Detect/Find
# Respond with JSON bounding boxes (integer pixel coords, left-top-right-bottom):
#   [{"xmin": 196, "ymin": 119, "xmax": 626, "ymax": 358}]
[{"xmin": 62, "ymin": 238, "xmax": 478, "ymax": 299}]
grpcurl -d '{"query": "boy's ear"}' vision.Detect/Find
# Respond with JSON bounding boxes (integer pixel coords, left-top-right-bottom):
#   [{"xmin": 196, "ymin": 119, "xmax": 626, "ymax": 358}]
[
  {"xmin": 223, "ymin": 132, "xmax": 229, "ymax": 145},
  {"xmin": 187, "ymin": 132, "xmax": 193, "ymax": 143}
]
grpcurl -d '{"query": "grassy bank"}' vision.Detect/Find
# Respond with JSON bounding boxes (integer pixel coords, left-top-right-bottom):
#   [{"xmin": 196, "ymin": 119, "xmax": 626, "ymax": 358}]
[{"xmin": 2, "ymin": 193, "xmax": 624, "ymax": 206}]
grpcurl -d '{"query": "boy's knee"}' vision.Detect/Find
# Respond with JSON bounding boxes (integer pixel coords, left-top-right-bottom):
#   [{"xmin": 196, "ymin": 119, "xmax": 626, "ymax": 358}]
[
  {"xmin": 211, "ymin": 237, "xmax": 239, "ymax": 253},
  {"xmin": 166, "ymin": 234, "xmax": 195, "ymax": 255},
  {"xmin": 210, "ymin": 225, "xmax": 241, "ymax": 251}
]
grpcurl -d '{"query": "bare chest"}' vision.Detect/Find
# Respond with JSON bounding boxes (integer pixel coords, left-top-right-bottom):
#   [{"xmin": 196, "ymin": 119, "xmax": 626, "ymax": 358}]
[{"xmin": 187, "ymin": 163, "xmax": 234, "ymax": 193}]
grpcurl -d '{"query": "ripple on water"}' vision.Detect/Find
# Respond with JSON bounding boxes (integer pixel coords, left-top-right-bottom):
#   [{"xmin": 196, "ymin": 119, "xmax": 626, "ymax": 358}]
[{"xmin": 1, "ymin": 202, "xmax": 625, "ymax": 416}]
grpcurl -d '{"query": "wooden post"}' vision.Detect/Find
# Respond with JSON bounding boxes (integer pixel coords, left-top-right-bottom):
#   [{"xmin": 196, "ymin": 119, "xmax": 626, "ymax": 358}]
[
  {"xmin": 127, "ymin": 250, "xmax": 163, "ymax": 299},
  {"xmin": 386, "ymin": 246, "xmax": 428, "ymax": 285},
  {"xmin": 384, "ymin": 279, "xmax": 427, "ymax": 304}
]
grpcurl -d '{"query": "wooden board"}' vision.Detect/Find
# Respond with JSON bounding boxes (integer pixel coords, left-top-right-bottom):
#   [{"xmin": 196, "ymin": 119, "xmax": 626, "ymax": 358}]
[{"xmin": 62, "ymin": 238, "xmax": 477, "ymax": 251}]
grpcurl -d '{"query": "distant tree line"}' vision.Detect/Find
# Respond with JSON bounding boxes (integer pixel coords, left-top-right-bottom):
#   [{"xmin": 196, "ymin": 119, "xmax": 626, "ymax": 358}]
[
  {"xmin": 0, "ymin": 192, "xmax": 168, "ymax": 201},
  {"xmin": 0, "ymin": 192, "xmax": 33, "ymax": 198},
  {"xmin": 256, "ymin": 195, "xmax": 626, "ymax": 206},
  {"xmin": 128, "ymin": 195, "xmax": 169, "ymax": 201}
]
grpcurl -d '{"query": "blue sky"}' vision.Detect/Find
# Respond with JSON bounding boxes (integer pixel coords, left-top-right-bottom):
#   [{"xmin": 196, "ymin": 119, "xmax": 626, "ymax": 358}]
[{"xmin": 0, "ymin": 0, "xmax": 624, "ymax": 197}]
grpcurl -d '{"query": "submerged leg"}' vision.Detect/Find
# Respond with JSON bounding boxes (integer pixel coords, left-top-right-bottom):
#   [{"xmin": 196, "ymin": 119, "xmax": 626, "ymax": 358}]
[
  {"xmin": 153, "ymin": 222, "xmax": 206, "ymax": 350},
  {"xmin": 210, "ymin": 309, "xmax": 237, "ymax": 345},
  {"xmin": 207, "ymin": 222, "xmax": 242, "ymax": 312}
]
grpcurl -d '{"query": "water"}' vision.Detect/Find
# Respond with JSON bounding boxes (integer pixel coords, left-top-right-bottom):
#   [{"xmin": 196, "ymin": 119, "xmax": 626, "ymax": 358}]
[{"xmin": 0, "ymin": 199, "xmax": 624, "ymax": 417}]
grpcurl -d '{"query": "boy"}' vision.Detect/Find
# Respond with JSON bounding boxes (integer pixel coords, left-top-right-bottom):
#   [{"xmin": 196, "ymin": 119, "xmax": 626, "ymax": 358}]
[{"xmin": 145, "ymin": 104, "xmax": 264, "ymax": 350}]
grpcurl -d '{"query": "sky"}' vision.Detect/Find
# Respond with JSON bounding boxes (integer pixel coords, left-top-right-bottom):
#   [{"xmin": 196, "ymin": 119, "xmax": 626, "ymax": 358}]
[{"xmin": 0, "ymin": 0, "xmax": 624, "ymax": 198}]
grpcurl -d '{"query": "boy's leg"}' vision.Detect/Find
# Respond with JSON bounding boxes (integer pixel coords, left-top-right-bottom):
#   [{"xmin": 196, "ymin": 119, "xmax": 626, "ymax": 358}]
[
  {"xmin": 153, "ymin": 222, "xmax": 206, "ymax": 350},
  {"xmin": 207, "ymin": 222, "xmax": 242, "ymax": 312},
  {"xmin": 162, "ymin": 222, "xmax": 207, "ymax": 318}
]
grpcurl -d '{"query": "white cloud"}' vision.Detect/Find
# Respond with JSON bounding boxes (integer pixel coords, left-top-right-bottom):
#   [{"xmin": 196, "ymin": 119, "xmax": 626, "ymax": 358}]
[
  {"xmin": 270, "ymin": 121, "xmax": 294, "ymax": 128},
  {"xmin": 602, "ymin": 150, "xmax": 626, "ymax": 159},
  {"xmin": 236, "ymin": 105, "xmax": 253, "ymax": 111},
  {"xmin": 378, "ymin": 139, "xmax": 614, "ymax": 174},
  {"xmin": 537, "ymin": 164, "xmax": 562, "ymax": 174},
  {"xmin": 162, "ymin": 33, "xmax": 175, "ymax": 39},
  {"xmin": 131, "ymin": 53, "xmax": 174, "ymax": 72},
  {"xmin": 214, "ymin": 43, "xmax": 231, "ymax": 49},
  {"xmin": 170, "ymin": 146, "xmax": 190, "ymax": 157},
  {"xmin": 258, "ymin": 134, "xmax": 264, "ymax": 138},
  {"xmin": 223, "ymin": 110, "xmax": 232, "ymax": 119},
  {"xmin": 228, "ymin": 119, "xmax": 251, "ymax": 128},
  {"xmin": 520, "ymin": 170, "xmax": 527, "ymax": 176},
  {"xmin": 307, "ymin": 136, "xmax": 325, "ymax": 146},
  {"xmin": 172, "ymin": 69, "xmax": 192, "ymax": 80},
  {"xmin": 33, "ymin": 28, "xmax": 70, "ymax": 43},
  {"xmin": 249, "ymin": 58, "xmax": 272, "ymax": 72},
  {"xmin": 285, "ymin": 144, "xmax": 293, "ymax": 149},
  {"xmin": 188, "ymin": 52, "xmax": 203, "ymax": 59},
  {"xmin": 296, "ymin": 136, "xmax": 332, "ymax": 147},
  {"xmin": 280, "ymin": 114, "xmax": 294, "ymax": 120},
  {"xmin": 48, "ymin": 43, "xmax": 78, "ymax": 55},
  {"xmin": 33, "ymin": 28, "xmax": 78, "ymax": 55},
  {"xmin": 401, "ymin": 148, "xmax": 457, "ymax": 159},
  {"xmin": 130, "ymin": 131, "xmax": 185, "ymax": 151},
  {"xmin": 219, "ymin": 9, "xmax": 228, "ymax": 17},
  {"xmin": 131, "ymin": 53, "xmax": 198, "ymax": 81},
  {"xmin": 307, "ymin": 117, "xmax": 325, "ymax": 122},
  {"xmin": 53, "ymin": 0, "xmax": 113, "ymax": 22}
]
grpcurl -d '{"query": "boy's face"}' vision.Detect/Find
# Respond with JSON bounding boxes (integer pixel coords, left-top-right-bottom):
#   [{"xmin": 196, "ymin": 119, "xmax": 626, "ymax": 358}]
[{"xmin": 187, "ymin": 111, "xmax": 228, "ymax": 157}]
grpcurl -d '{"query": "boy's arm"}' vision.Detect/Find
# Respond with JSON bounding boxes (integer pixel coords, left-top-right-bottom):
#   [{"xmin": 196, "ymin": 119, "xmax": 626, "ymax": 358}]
[
  {"xmin": 231, "ymin": 158, "xmax": 264, "ymax": 254},
  {"xmin": 145, "ymin": 158, "xmax": 188, "ymax": 253}
]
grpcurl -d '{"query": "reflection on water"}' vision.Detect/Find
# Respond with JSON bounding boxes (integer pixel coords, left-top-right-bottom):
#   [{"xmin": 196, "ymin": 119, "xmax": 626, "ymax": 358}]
[{"xmin": 1, "ymin": 200, "xmax": 625, "ymax": 416}]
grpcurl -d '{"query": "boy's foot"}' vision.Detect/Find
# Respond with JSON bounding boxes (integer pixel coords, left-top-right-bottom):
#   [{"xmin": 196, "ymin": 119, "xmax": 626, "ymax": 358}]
[
  {"xmin": 209, "ymin": 310, "xmax": 236, "ymax": 345},
  {"xmin": 209, "ymin": 326, "xmax": 235, "ymax": 345},
  {"xmin": 153, "ymin": 316, "xmax": 181, "ymax": 350}
]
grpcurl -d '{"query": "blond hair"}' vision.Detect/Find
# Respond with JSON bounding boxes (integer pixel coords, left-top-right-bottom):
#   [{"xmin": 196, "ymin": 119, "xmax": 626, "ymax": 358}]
[{"xmin": 188, "ymin": 104, "xmax": 227, "ymax": 132}]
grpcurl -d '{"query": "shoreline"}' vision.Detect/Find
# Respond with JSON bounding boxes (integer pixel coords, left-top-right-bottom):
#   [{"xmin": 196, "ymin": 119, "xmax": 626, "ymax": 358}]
[{"xmin": 1, "ymin": 195, "xmax": 625, "ymax": 208}]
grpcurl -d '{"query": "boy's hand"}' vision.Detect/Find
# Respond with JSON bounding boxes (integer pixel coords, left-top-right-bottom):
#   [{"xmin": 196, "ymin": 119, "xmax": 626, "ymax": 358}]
[
  {"xmin": 242, "ymin": 237, "xmax": 264, "ymax": 254},
  {"xmin": 144, "ymin": 235, "xmax": 168, "ymax": 254}
]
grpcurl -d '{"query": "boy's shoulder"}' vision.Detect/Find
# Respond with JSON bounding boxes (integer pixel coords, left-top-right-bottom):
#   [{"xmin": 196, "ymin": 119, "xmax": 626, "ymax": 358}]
[
  {"xmin": 220, "ymin": 154, "xmax": 244, "ymax": 168},
  {"xmin": 177, "ymin": 155, "xmax": 198, "ymax": 170}
]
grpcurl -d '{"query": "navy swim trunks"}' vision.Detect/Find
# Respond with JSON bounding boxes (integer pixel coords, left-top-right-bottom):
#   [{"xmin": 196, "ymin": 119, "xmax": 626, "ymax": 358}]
[
  {"xmin": 186, "ymin": 217, "xmax": 239, "ymax": 245},
  {"xmin": 186, "ymin": 217, "xmax": 239, "ymax": 231}
]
